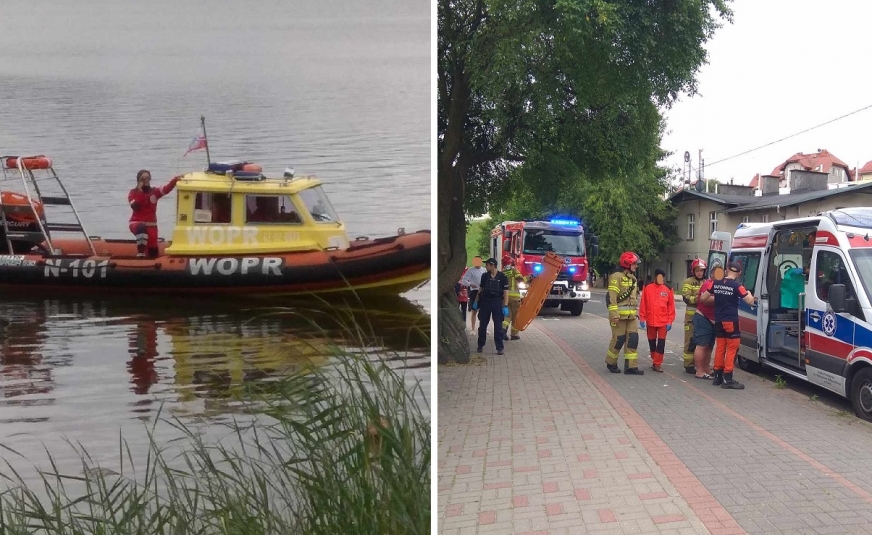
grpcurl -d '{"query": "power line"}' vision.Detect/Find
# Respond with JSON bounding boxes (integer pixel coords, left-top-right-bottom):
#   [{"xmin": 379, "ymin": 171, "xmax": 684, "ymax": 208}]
[{"xmin": 705, "ymin": 103, "xmax": 872, "ymax": 167}]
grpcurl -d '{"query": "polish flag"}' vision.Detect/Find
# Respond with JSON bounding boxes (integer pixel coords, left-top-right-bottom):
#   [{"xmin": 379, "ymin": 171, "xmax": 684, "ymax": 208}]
[{"xmin": 183, "ymin": 130, "xmax": 207, "ymax": 157}]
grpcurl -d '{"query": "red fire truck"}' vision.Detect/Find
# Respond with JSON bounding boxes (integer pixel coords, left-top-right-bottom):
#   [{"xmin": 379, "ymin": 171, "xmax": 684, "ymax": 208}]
[{"xmin": 490, "ymin": 218, "xmax": 598, "ymax": 316}]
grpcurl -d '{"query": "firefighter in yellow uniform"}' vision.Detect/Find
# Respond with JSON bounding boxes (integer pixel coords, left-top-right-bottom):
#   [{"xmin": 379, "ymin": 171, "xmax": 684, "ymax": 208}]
[
  {"xmin": 501, "ymin": 255, "xmax": 528, "ymax": 340},
  {"xmin": 680, "ymin": 259, "xmax": 707, "ymax": 375},
  {"xmin": 605, "ymin": 252, "xmax": 643, "ymax": 375}
]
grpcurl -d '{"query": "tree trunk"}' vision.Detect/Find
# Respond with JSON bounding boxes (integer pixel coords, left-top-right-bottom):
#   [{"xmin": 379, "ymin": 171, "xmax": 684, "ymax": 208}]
[{"xmin": 437, "ymin": 154, "xmax": 471, "ymax": 364}]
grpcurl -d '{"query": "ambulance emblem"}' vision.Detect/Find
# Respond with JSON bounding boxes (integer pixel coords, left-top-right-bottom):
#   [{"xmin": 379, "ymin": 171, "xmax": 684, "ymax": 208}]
[{"xmin": 822, "ymin": 311, "xmax": 837, "ymax": 337}]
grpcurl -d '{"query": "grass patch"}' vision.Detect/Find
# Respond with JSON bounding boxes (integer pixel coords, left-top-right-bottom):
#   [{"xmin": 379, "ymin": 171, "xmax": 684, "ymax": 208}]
[
  {"xmin": 775, "ymin": 374, "xmax": 787, "ymax": 389},
  {"xmin": 465, "ymin": 219, "xmax": 490, "ymax": 261},
  {"xmin": 810, "ymin": 394, "xmax": 819, "ymax": 401},
  {"xmin": 0, "ymin": 335, "xmax": 430, "ymax": 534}
]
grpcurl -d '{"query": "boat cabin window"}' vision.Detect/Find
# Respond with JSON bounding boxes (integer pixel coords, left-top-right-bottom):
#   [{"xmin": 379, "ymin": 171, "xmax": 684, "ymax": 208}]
[
  {"xmin": 245, "ymin": 195, "xmax": 302, "ymax": 224},
  {"xmin": 298, "ymin": 186, "xmax": 339, "ymax": 223},
  {"xmin": 194, "ymin": 193, "xmax": 232, "ymax": 224}
]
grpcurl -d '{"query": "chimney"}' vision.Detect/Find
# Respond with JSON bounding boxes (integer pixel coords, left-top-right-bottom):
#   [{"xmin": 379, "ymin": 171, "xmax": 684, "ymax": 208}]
[
  {"xmin": 718, "ymin": 184, "xmax": 754, "ymax": 196},
  {"xmin": 789, "ymin": 169, "xmax": 828, "ymax": 192},
  {"xmin": 761, "ymin": 175, "xmax": 780, "ymax": 196}
]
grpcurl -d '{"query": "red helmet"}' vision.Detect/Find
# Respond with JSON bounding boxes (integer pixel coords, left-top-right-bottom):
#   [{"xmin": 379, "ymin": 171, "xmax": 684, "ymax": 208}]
[
  {"xmin": 619, "ymin": 251, "xmax": 640, "ymax": 269},
  {"xmin": 502, "ymin": 254, "xmax": 513, "ymax": 267},
  {"xmin": 691, "ymin": 258, "xmax": 707, "ymax": 271}
]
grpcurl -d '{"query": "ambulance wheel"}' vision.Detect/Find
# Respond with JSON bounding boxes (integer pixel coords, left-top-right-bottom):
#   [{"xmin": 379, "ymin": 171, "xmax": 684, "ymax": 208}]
[
  {"xmin": 850, "ymin": 368, "xmax": 872, "ymax": 422},
  {"xmin": 568, "ymin": 302, "xmax": 583, "ymax": 316},
  {"xmin": 737, "ymin": 355, "xmax": 760, "ymax": 373}
]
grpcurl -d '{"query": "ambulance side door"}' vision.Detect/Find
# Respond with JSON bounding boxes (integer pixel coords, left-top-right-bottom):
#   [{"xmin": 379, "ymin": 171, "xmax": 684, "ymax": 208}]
[{"xmin": 806, "ymin": 249, "xmax": 853, "ymax": 388}]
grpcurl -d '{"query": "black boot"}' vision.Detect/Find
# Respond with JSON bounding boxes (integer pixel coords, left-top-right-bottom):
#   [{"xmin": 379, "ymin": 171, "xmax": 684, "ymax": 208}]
[
  {"xmin": 684, "ymin": 365, "xmax": 696, "ymax": 374},
  {"xmin": 624, "ymin": 367, "xmax": 644, "ymax": 375},
  {"xmin": 711, "ymin": 369, "xmax": 724, "ymax": 386},
  {"xmin": 606, "ymin": 363, "xmax": 621, "ymax": 374},
  {"xmin": 721, "ymin": 372, "xmax": 745, "ymax": 390}
]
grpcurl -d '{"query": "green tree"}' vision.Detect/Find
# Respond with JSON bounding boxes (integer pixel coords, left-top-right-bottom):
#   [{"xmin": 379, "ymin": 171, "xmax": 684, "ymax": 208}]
[{"xmin": 438, "ymin": 0, "xmax": 732, "ymax": 363}]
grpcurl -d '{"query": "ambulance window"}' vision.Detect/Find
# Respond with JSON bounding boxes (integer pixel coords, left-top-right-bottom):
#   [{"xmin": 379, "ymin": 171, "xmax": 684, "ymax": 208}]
[
  {"xmin": 816, "ymin": 251, "xmax": 856, "ymax": 302},
  {"xmin": 729, "ymin": 253, "xmax": 760, "ymax": 294}
]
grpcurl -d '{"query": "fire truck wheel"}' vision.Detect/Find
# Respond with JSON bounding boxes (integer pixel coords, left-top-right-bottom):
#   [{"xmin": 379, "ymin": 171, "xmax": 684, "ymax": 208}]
[
  {"xmin": 568, "ymin": 302, "xmax": 583, "ymax": 316},
  {"xmin": 850, "ymin": 368, "xmax": 872, "ymax": 422},
  {"xmin": 737, "ymin": 355, "xmax": 760, "ymax": 373}
]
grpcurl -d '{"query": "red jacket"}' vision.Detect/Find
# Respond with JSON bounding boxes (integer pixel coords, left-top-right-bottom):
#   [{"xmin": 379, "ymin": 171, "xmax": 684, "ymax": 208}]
[
  {"xmin": 638, "ymin": 282, "xmax": 676, "ymax": 327},
  {"xmin": 128, "ymin": 177, "xmax": 180, "ymax": 224}
]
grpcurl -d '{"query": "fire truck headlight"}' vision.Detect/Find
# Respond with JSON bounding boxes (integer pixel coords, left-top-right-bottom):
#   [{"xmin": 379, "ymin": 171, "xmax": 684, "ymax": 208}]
[
  {"xmin": 518, "ymin": 281, "xmax": 527, "ymax": 290},
  {"xmin": 579, "ymin": 281, "xmax": 589, "ymax": 291},
  {"xmin": 568, "ymin": 266, "xmax": 577, "ymax": 273},
  {"xmin": 534, "ymin": 264, "xmax": 543, "ymax": 273}
]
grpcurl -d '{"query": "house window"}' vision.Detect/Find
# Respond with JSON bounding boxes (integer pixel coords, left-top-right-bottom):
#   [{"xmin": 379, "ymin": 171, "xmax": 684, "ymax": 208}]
[
  {"xmin": 742, "ymin": 216, "xmax": 750, "ymax": 224},
  {"xmin": 762, "ymin": 214, "xmax": 769, "ymax": 223},
  {"xmin": 245, "ymin": 195, "xmax": 302, "ymax": 224},
  {"xmin": 193, "ymin": 193, "xmax": 232, "ymax": 224},
  {"xmin": 687, "ymin": 214, "xmax": 695, "ymax": 241},
  {"xmin": 709, "ymin": 211, "xmax": 718, "ymax": 234}
]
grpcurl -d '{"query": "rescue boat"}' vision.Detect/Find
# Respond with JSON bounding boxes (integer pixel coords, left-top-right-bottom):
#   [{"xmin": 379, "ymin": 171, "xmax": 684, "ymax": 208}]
[{"xmin": 0, "ymin": 156, "xmax": 430, "ymax": 296}]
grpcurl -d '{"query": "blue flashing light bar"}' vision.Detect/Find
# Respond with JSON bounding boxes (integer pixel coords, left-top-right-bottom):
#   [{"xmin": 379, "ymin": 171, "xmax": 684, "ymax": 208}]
[
  {"xmin": 568, "ymin": 266, "xmax": 577, "ymax": 273},
  {"xmin": 549, "ymin": 218, "xmax": 580, "ymax": 226},
  {"xmin": 533, "ymin": 264, "xmax": 543, "ymax": 273}
]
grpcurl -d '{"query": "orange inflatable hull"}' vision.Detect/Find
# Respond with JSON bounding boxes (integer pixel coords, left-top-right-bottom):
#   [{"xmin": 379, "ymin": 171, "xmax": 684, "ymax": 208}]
[
  {"xmin": 512, "ymin": 251, "xmax": 564, "ymax": 331},
  {"xmin": 0, "ymin": 231, "xmax": 430, "ymax": 297}
]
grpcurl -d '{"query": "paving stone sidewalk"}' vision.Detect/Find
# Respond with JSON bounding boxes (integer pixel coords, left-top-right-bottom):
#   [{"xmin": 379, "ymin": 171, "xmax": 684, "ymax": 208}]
[
  {"xmin": 438, "ymin": 311, "xmax": 872, "ymax": 534},
  {"xmin": 437, "ymin": 324, "xmax": 734, "ymax": 534}
]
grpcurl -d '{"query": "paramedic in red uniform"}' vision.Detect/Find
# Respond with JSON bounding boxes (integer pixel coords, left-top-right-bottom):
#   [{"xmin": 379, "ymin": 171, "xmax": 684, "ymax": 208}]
[
  {"xmin": 700, "ymin": 261, "xmax": 757, "ymax": 389},
  {"xmin": 128, "ymin": 170, "xmax": 181, "ymax": 258},
  {"xmin": 638, "ymin": 268, "xmax": 675, "ymax": 373}
]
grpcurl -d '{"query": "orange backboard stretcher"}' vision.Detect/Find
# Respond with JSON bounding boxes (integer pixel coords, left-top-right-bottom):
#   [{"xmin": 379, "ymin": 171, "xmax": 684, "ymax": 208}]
[{"xmin": 512, "ymin": 251, "xmax": 564, "ymax": 331}]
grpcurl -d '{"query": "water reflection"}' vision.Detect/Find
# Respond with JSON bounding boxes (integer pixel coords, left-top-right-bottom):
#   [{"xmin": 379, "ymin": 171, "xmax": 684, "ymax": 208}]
[{"xmin": 0, "ymin": 294, "xmax": 429, "ymax": 424}]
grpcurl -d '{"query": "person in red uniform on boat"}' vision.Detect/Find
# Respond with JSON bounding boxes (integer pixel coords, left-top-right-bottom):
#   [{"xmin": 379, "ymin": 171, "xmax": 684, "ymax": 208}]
[{"xmin": 128, "ymin": 169, "xmax": 181, "ymax": 258}]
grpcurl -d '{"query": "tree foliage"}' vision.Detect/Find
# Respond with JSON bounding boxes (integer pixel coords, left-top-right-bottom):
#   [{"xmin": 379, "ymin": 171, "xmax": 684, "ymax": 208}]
[{"xmin": 438, "ymin": 0, "xmax": 733, "ymax": 363}]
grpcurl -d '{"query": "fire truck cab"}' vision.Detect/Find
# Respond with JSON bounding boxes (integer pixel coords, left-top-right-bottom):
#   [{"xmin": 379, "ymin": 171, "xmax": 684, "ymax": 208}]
[
  {"xmin": 490, "ymin": 218, "xmax": 598, "ymax": 316},
  {"xmin": 707, "ymin": 207, "xmax": 872, "ymax": 422}
]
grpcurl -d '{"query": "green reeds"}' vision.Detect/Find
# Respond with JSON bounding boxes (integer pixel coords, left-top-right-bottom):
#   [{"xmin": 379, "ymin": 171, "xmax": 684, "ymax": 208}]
[{"xmin": 0, "ymin": 355, "xmax": 431, "ymax": 534}]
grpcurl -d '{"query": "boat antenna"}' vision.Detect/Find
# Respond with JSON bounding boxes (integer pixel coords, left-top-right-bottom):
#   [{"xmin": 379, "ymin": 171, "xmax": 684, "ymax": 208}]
[{"xmin": 201, "ymin": 115, "xmax": 212, "ymax": 166}]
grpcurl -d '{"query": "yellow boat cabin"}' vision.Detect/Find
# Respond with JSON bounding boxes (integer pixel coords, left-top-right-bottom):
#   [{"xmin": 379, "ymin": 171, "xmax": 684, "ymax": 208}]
[{"xmin": 167, "ymin": 165, "xmax": 351, "ymax": 256}]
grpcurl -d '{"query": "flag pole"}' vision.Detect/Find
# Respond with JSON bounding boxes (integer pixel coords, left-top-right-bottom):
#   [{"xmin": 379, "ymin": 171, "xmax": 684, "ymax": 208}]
[{"xmin": 200, "ymin": 115, "xmax": 211, "ymax": 166}]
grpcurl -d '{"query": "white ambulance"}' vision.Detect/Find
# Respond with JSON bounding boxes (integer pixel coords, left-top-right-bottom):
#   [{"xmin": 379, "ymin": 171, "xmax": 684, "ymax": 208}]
[{"xmin": 707, "ymin": 208, "xmax": 872, "ymax": 421}]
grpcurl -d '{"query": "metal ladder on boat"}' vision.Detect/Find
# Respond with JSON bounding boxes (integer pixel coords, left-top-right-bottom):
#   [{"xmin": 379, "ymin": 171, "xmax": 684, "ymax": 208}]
[{"xmin": 0, "ymin": 155, "xmax": 96, "ymax": 256}]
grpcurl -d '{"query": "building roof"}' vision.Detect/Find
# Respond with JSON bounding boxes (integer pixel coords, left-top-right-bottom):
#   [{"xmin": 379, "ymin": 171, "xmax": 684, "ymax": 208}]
[
  {"xmin": 668, "ymin": 188, "xmax": 760, "ymax": 208},
  {"xmin": 770, "ymin": 149, "xmax": 851, "ymax": 177},
  {"xmin": 861, "ymin": 160, "xmax": 872, "ymax": 175},
  {"xmin": 724, "ymin": 181, "xmax": 872, "ymax": 213},
  {"xmin": 669, "ymin": 181, "xmax": 872, "ymax": 214}
]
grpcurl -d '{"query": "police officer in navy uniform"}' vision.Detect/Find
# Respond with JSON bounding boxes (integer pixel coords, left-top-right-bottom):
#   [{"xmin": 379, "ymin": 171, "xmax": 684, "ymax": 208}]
[{"xmin": 472, "ymin": 257, "xmax": 510, "ymax": 355}]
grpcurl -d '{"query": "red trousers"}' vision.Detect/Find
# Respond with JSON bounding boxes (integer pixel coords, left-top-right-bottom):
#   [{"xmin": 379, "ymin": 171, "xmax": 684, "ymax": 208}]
[
  {"xmin": 129, "ymin": 222, "xmax": 158, "ymax": 248},
  {"xmin": 646, "ymin": 325, "xmax": 667, "ymax": 366},
  {"xmin": 714, "ymin": 320, "xmax": 740, "ymax": 373}
]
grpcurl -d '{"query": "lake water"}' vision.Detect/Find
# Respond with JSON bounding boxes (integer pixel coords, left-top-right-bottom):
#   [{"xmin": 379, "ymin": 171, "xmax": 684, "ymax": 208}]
[{"xmin": 0, "ymin": 0, "xmax": 430, "ymax": 484}]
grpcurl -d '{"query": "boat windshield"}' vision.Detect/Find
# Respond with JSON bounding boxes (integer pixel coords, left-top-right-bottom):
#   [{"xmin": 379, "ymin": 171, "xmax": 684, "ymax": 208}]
[
  {"xmin": 848, "ymin": 249, "xmax": 872, "ymax": 304},
  {"xmin": 523, "ymin": 230, "xmax": 585, "ymax": 257},
  {"xmin": 299, "ymin": 186, "xmax": 340, "ymax": 223}
]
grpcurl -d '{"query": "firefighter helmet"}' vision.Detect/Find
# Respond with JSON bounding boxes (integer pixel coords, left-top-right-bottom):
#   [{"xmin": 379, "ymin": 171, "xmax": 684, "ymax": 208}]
[
  {"xmin": 690, "ymin": 258, "xmax": 707, "ymax": 271},
  {"xmin": 619, "ymin": 251, "xmax": 640, "ymax": 269}
]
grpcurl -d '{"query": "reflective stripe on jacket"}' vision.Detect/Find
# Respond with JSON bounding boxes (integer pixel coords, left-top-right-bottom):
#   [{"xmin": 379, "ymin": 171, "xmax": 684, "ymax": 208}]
[
  {"xmin": 606, "ymin": 270, "xmax": 638, "ymax": 317},
  {"xmin": 502, "ymin": 266, "xmax": 526, "ymax": 299},
  {"xmin": 681, "ymin": 276, "xmax": 704, "ymax": 316}
]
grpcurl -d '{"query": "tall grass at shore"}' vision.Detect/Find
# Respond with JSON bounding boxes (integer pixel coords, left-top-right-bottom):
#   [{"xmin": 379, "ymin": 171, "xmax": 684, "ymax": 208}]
[{"xmin": 0, "ymin": 328, "xmax": 431, "ymax": 534}]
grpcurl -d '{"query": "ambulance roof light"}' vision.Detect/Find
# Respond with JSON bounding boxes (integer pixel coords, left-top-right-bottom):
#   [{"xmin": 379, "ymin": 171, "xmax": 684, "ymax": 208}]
[{"xmin": 550, "ymin": 218, "xmax": 580, "ymax": 226}]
